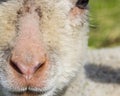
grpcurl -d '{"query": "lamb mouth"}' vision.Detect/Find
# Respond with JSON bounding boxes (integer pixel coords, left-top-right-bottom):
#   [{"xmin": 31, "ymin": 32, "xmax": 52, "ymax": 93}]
[
  {"xmin": 10, "ymin": 87, "xmax": 53, "ymax": 95},
  {"xmin": 11, "ymin": 90, "xmax": 48, "ymax": 95}
]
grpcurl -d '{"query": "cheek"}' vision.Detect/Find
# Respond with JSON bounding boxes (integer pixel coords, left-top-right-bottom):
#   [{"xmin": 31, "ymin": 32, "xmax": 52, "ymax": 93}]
[
  {"xmin": 0, "ymin": 25, "xmax": 16, "ymax": 49},
  {"xmin": 0, "ymin": 4, "xmax": 21, "ymax": 49},
  {"xmin": 0, "ymin": 14, "xmax": 17, "ymax": 50}
]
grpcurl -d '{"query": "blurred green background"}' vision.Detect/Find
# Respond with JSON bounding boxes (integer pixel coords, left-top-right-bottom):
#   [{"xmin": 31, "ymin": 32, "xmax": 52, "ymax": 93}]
[{"xmin": 89, "ymin": 0, "xmax": 120, "ymax": 48}]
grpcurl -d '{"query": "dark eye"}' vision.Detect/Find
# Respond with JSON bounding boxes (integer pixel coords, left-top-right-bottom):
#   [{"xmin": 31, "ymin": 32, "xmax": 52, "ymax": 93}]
[
  {"xmin": 0, "ymin": 0, "xmax": 7, "ymax": 3},
  {"xmin": 76, "ymin": 0, "xmax": 89, "ymax": 9}
]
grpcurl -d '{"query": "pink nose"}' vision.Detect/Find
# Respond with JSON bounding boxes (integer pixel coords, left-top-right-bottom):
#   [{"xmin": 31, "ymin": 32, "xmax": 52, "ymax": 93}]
[
  {"xmin": 10, "ymin": 57, "xmax": 45, "ymax": 79},
  {"xmin": 9, "ymin": 50, "xmax": 47, "ymax": 79}
]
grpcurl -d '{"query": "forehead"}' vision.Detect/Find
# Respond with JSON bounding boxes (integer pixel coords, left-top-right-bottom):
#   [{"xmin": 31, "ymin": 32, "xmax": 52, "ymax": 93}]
[
  {"xmin": 0, "ymin": 0, "xmax": 72, "ymax": 5},
  {"xmin": 0, "ymin": 0, "xmax": 72, "ymax": 12},
  {"xmin": 0, "ymin": 0, "xmax": 72, "ymax": 49}
]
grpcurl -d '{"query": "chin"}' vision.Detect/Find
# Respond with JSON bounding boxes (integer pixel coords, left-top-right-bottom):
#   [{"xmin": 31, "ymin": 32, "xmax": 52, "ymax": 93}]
[{"xmin": 1, "ymin": 74, "xmax": 57, "ymax": 96}]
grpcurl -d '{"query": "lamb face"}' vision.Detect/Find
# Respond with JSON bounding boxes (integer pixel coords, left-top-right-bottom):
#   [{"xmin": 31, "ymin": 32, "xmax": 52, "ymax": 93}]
[{"xmin": 0, "ymin": 0, "xmax": 89, "ymax": 96}]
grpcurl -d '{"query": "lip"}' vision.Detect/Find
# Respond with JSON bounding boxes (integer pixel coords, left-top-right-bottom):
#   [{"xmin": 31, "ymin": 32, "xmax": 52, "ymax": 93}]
[
  {"xmin": 9, "ymin": 86, "xmax": 53, "ymax": 95},
  {"xmin": 11, "ymin": 90, "xmax": 47, "ymax": 96}
]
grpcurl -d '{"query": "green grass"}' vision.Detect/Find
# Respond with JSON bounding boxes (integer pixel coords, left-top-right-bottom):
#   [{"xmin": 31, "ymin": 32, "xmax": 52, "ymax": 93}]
[{"xmin": 89, "ymin": 0, "xmax": 120, "ymax": 48}]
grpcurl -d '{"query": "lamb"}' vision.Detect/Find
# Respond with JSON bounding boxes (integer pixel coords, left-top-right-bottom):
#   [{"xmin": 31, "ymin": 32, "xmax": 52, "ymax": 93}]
[{"xmin": 0, "ymin": 0, "xmax": 120, "ymax": 96}]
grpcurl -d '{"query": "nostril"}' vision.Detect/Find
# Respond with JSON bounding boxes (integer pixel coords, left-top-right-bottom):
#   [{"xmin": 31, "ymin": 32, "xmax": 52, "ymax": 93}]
[
  {"xmin": 34, "ymin": 62, "xmax": 45, "ymax": 73},
  {"xmin": 10, "ymin": 59, "xmax": 23, "ymax": 74},
  {"xmin": 9, "ymin": 56, "xmax": 46, "ymax": 77}
]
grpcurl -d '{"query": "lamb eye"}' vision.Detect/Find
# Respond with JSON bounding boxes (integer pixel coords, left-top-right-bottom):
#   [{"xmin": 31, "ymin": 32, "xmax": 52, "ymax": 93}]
[
  {"xmin": 76, "ymin": 0, "xmax": 89, "ymax": 9},
  {"xmin": 0, "ymin": 0, "xmax": 7, "ymax": 3}
]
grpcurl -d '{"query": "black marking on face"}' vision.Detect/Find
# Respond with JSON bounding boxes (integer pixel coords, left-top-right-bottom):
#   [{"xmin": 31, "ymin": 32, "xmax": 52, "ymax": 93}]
[
  {"xmin": 35, "ymin": 7, "xmax": 42, "ymax": 18},
  {"xmin": 17, "ymin": 0, "xmax": 42, "ymax": 18}
]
